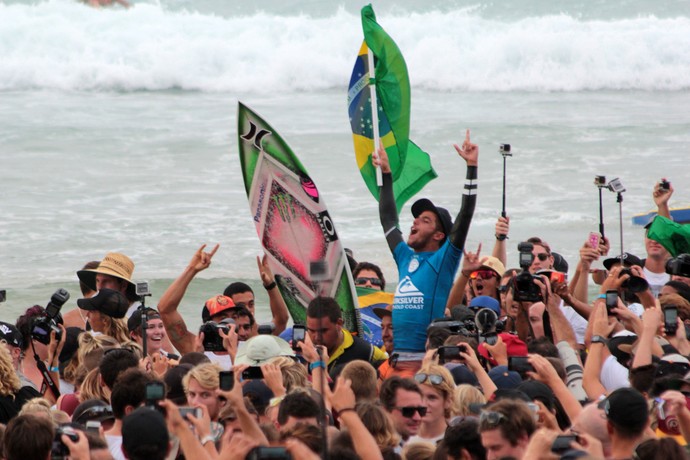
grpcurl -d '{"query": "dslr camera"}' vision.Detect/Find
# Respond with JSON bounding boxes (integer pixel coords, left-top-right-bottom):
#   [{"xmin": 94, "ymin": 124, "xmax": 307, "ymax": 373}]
[
  {"xmin": 200, "ymin": 318, "xmax": 235, "ymax": 352},
  {"xmin": 474, "ymin": 308, "xmax": 506, "ymax": 346},
  {"xmin": 31, "ymin": 288, "xmax": 69, "ymax": 345},
  {"xmin": 666, "ymin": 254, "xmax": 690, "ymax": 278},
  {"xmin": 512, "ymin": 242, "xmax": 542, "ymax": 302},
  {"xmin": 52, "ymin": 425, "xmax": 80, "ymax": 460}
]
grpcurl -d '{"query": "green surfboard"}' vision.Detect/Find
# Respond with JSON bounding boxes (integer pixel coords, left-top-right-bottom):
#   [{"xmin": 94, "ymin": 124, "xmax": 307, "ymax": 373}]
[{"xmin": 237, "ymin": 102, "xmax": 362, "ymax": 334}]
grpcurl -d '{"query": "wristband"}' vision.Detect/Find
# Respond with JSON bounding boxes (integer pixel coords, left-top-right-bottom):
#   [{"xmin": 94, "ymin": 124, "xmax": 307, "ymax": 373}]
[
  {"xmin": 200, "ymin": 435, "xmax": 215, "ymax": 446},
  {"xmin": 495, "ymin": 234, "xmax": 508, "ymax": 241},
  {"xmin": 309, "ymin": 361, "xmax": 326, "ymax": 371},
  {"xmin": 338, "ymin": 407, "xmax": 357, "ymax": 415},
  {"xmin": 264, "ymin": 281, "xmax": 277, "ymax": 290},
  {"xmin": 49, "ymin": 366, "xmax": 60, "ymax": 373},
  {"xmin": 597, "ymin": 294, "xmax": 607, "ymax": 299}
]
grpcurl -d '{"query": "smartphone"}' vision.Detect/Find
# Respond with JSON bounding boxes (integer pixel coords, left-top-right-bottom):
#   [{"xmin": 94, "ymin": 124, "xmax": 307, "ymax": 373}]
[
  {"xmin": 292, "ymin": 325, "xmax": 306, "ymax": 351},
  {"xmin": 85, "ymin": 420, "xmax": 101, "ymax": 435},
  {"xmin": 508, "ymin": 356, "xmax": 534, "ymax": 374},
  {"xmin": 246, "ymin": 446, "xmax": 292, "ymax": 460},
  {"xmin": 241, "ymin": 366, "xmax": 264, "ymax": 380},
  {"xmin": 219, "ymin": 370, "xmax": 234, "ymax": 391},
  {"xmin": 145, "ymin": 381, "xmax": 165, "ymax": 407},
  {"xmin": 551, "ymin": 434, "xmax": 577, "ymax": 453},
  {"xmin": 605, "ymin": 290, "xmax": 618, "ymax": 316},
  {"xmin": 548, "ymin": 271, "xmax": 567, "ymax": 284},
  {"xmin": 178, "ymin": 406, "xmax": 202, "ymax": 419},
  {"xmin": 664, "ymin": 307, "xmax": 678, "ymax": 336},
  {"xmin": 438, "ymin": 345, "xmax": 465, "ymax": 364},
  {"xmin": 588, "ymin": 232, "xmax": 600, "ymax": 249}
]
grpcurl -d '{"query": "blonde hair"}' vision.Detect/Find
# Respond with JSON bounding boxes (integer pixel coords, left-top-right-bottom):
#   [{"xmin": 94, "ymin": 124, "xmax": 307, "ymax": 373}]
[
  {"xmin": 453, "ymin": 384, "xmax": 486, "ymax": 417},
  {"xmin": 0, "ymin": 345, "xmax": 21, "ymax": 397},
  {"xmin": 18, "ymin": 397, "xmax": 52, "ymax": 420},
  {"xmin": 79, "ymin": 367, "xmax": 109, "ymax": 403},
  {"xmin": 402, "ymin": 441, "xmax": 436, "ymax": 460},
  {"xmin": 182, "ymin": 363, "xmax": 222, "ymax": 391},
  {"xmin": 416, "ymin": 363, "xmax": 457, "ymax": 418},
  {"xmin": 101, "ymin": 317, "xmax": 130, "ymax": 344},
  {"xmin": 269, "ymin": 356, "xmax": 308, "ymax": 392},
  {"xmin": 78, "ymin": 333, "xmax": 120, "ymax": 371},
  {"xmin": 356, "ymin": 401, "xmax": 400, "ymax": 450}
]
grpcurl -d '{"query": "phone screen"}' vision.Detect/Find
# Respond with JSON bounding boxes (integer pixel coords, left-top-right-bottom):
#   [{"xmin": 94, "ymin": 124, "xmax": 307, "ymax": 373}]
[
  {"xmin": 219, "ymin": 371, "xmax": 234, "ymax": 391},
  {"xmin": 664, "ymin": 307, "xmax": 678, "ymax": 334},
  {"xmin": 292, "ymin": 325, "xmax": 306, "ymax": 350},
  {"xmin": 242, "ymin": 366, "xmax": 264, "ymax": 380},
  {"xmin": 605, "ymin": 290, "xmax": 618, "ymax": 315}
]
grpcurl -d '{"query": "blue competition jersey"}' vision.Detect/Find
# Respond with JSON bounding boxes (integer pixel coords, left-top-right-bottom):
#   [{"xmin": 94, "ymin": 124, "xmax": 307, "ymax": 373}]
[{"xmin": 392, "ymin": 239, "xmax": 462, "ymax": 352}]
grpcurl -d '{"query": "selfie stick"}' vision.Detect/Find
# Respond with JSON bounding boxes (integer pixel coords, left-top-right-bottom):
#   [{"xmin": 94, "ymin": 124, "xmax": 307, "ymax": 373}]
[
  {"xmin": 617, "ymin": 191, "xmax": 624, "ymax": 257},
  {"xmin": 500, "ymin": 145, "xmax": 512, "ymax": 218},
  {"xmin": 137, "ymin": 283, "xmax": 152, "ymax": 357},
  {"xmin": 595, "ymin": 177, "xmax": 607, "ymax": 238}
]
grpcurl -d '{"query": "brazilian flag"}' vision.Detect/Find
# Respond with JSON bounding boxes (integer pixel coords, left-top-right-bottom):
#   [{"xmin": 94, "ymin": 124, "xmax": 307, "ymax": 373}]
[{"xmin": 347, "ymin": 4, "xmax": 437, "ymax": 212}]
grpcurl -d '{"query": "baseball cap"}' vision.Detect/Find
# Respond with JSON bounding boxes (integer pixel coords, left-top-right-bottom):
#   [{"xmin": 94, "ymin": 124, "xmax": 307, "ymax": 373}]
[
  {"xmin": 201, "ymin": 295, "xmax": 237, "ymax": 321},
  {"xmin": 478, "ymin": 333, "xmax": 528, "ymax": 366},
  {"xmin": 488, "ymin": 366, "xmax": 523, "ymax": 390},
  {"xmin": 72, "ymin": 399, "xmax": 115, "ymax": 425},
  {"xmin": 76, "ymin": 289, "xmax": 129, "ymax": 319},
  {"xmin": 0, "ymin": 321, "xmax": 23, "ymax": 348},
  {"xmin": 469, "ymin": 296, "xmax": 501, "ymax": 315},
  {"xmin": 411, "ymin": 198, "xmax": 453, "ymax": 237},
  {"xmin": 603, "ymin": 252, "xmax": 643, "ymax": 271},
  {"xmin": 234, "ymin": 335, "xmax": 295, "ymax": 366},
  {"xmin": 599, "ymin": 387, "xmax": 648, "ymax": 432},
  {"xmin": 122, "ymin": 407, "xmax": 170, "ymax": 457},
  {"xmin": 480, "ymin": 257, "xmax": 506, "ymax": 277},
  {"xmin": 127, "ymin": 307, "xmax": 161, "ymax": 333},
  {"xmin": 446, "ymin": 363, "xmax": 479, "ymax": 387},
  {"xmin": 552, "ymin": 252, "xmax": 569, "ymax": 274},
  {"xmin": 373, "ymin": 304, "xmax": 392, "ymax": 319}
]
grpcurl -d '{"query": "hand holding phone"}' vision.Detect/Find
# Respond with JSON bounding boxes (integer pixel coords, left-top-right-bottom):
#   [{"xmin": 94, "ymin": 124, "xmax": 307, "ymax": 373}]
[
  {"xmin": 292, "ymin": 325, "xmax": 306, "ymax": 351},
  {"xmin": 241, "ymin": 366, "xmax": 264, "ymax": 380},
  {"xmin": 664, "ymin": 307, "xmax": 678, "ymax": 336},
  {"xmin": 588, "ymin": 232, "xmax": 600, "ymax": 249},
  {"xmin": 508, "ymin": 356, "xmax": 534, "ymax": 374},
  {"xmin": 605, "ymin": 290, "xmax": 618, "ymax": 316}
]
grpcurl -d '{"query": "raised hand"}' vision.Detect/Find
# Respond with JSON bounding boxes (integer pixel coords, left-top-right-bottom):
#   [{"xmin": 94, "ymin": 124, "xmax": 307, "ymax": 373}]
[
  {"xmin": 189, "ymin": 243, "xmax": 219, "ymax": 273},
  {"xmin": 372, "ymin": 140, "xmax": 391, "ymax": 174},
  {"xmin": 453, "ymin": 129, "xmax": 478, "ymax": 166}
]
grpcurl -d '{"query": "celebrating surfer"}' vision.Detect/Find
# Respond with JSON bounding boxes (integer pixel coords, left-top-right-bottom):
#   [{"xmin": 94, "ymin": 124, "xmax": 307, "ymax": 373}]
[{"xmin": 373, "ymin": 130, "xmax": 478, "ymax": 375}]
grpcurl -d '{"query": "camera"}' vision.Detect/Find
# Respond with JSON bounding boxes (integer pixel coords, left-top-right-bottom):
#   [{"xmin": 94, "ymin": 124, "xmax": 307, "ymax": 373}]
[
  {"xmin": 660, "ymin": 179, "xmax": 670, "ymax": 191},
  {"xmin": 199, "ymin": 318, "xmax": 235, "ymax": 352},
  {"xmin": 136, "ymin": 281, "xmax": 151, "ymax": 297},
  {"xmin": 618, "ymin": 268, "xmax": 649, "ymax": 293},
  {"xmin": 594, "ymin": 175, "xmax": 606, "ymax": 187},
  {"xmin": 474, "ymin": 308, "xmax": 506, "ymax": 346},
  {"xmin": 52, "ymin": 425, "xmax": 80, "ymax": 460},
  {"xmin": 607, "ymin": 178, "xmax": 625, "ymax": 194},
  {"xmin": 31, "ymin": 288, "xmax": 69, "ymax": 345},
  {"xmin": 512, "ymin": 243, "xmax": 541, "ymax": 302},
  {"xmin": 257, "ymin": 324, "xmax": 274, "ymax": 335},
  {"xmin": 666, "ymin": 254, "xmax": 690, "ymax": 278},
  {"xmin": 427, "ymin": 319, "xmax": 476, "ymax": 337},
  {"xmin": 499, "ymin": 144, "xmax": 511, "ymax": 154}
]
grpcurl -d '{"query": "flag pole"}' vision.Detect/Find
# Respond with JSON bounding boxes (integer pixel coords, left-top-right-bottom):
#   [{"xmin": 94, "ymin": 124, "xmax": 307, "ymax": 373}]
[{"xmin": 367, "ymin": 47, "xmax": 382, "ymax": 186}]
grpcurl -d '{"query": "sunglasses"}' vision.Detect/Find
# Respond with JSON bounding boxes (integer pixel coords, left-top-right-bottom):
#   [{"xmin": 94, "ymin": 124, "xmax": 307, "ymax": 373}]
[
  {"xmin": 396, "ymin": 406, "xmax": 427, "ymax": 418},
  {"xmin": 414, "ymin": 373, "xmax": 443, "ymax": 385},
  {"xmin": 535, "ymin": 253, "xmax": 550, "ymax": 262},
  {"xmin": 470, "ymin": 270, "xmax": 497, "ymax": 280},
  {"xmin": 74, "ymin": 405, "xmax": 114, "ymax": 424},
  {"xmin": 355, "ymin": 277, "xmax": 383, "ymax": 287},
  {"xmin": 479, "ymin": 410, "xmax": 507, "ymax": 427}
]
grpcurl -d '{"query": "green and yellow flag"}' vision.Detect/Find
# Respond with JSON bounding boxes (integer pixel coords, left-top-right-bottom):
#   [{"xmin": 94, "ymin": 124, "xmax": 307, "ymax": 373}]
[{"xmin": 347, "ymin": 4, "xmax": 436, "ymax": 212}]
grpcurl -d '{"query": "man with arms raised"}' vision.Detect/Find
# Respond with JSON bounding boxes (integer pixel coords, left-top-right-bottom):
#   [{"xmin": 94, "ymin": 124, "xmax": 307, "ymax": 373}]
[{"xmin": 374, "ymin": 131, "xmax": 478, "ymax": 370}]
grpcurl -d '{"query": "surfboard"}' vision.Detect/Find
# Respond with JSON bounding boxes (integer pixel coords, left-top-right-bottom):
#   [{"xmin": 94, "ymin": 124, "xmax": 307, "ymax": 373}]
[
  {"xmin": 633, "ymin": 207, "xmax": 690, "ymax": 226},
  {"xmin": 237, "ymin": 102, "xmax": 362, "ymax": 335}
]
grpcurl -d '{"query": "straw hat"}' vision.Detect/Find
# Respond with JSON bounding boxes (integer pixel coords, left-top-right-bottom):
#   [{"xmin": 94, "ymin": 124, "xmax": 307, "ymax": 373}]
[{"xmin": 77, "ymin": 252, "xmax": 135, "ymax": 293}]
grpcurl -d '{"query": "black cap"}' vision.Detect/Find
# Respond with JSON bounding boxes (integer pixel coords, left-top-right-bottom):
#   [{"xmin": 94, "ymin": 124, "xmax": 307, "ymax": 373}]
[
  {"xmin": 552, "ymin": 252, "xmax": 569, "ymax": 273},
  {"xmin": 77, "ymin": 289, "xmax": 129, "ymax": 319},
  {"xmin": 412, "ymin": 198, "xmax": 453, "ymax": 238},
  {"xmin": 599, "ymin": 387, "xmax": 648, "ymax": 432},
  {"xmin": 603, "ymin": 252, "xmax": 643, "ymax": 271},
  {"xmin": 0, "ymin": 321, "xmax": 23, "ymax": 348},
  {"xmin": 127, "ymin": 307, "xmax": 161, "ymax": 333}
]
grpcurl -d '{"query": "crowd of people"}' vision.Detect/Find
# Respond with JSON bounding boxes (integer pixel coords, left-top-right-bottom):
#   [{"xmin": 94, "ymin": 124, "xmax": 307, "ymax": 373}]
[{"xmin": 2, "ymin": 134, "xmax": 690, "ymax": 460}]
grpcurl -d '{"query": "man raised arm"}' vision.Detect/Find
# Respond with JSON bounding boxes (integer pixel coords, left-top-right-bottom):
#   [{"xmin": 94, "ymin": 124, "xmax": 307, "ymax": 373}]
[{"xmin": 374, "ymin": 130, "xmax": 478, "ymax": 360}]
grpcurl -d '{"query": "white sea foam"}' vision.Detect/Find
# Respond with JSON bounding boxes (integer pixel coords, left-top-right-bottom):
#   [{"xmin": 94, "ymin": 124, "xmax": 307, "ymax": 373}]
[{"xmin": 2, "ymin": 1, "xmax": 690, "ymax": 92}]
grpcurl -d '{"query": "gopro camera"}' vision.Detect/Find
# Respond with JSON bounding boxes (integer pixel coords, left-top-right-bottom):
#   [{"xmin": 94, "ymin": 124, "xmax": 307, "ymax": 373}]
[
  {"xmin": 660, "ymin": 179, "xmax": 670, "ymax": 191},
  {"xmin": 136, "ymin": 281, "xmax": 151, "ymax": 297},
  {"xmin": 594, "ymin": 175, "xmax": 606, "ymax": 187},
  {"xmin": 607, "ymin": 178, "xmax": 625, "ymax": 194},
  {"xmin": 499, "ymin": 144, "xmax": 511, "ymax": 155}
]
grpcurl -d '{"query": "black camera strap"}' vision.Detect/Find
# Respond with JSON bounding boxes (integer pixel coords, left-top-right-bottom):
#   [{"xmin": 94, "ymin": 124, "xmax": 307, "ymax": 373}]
[{"xmin": 31, "ymin": 340, "xmax": 60, "ymax": 399}]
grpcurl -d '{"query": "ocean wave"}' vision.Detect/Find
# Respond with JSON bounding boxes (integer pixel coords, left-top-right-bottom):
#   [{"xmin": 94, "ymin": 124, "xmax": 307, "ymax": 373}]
[{"xmin": 1, "ymin": 1, "xmax": 690, "ymax": 92}]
